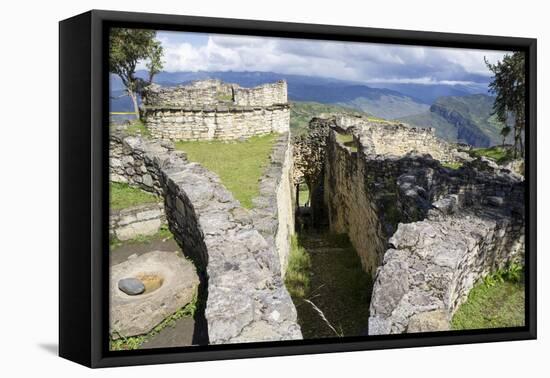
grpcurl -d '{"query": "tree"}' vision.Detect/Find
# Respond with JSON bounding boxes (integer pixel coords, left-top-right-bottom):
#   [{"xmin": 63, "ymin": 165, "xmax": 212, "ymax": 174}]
[
  {"xmin": 485, "ymin": 52, "xmax": 525, "ymax": 158},
  {"xmin": 109, "ymin": 28, "xmax": 163, "ymax": 118},
  {"xmin": 500, "ymin": 125, "xmax": 511, "ymax": 147}
]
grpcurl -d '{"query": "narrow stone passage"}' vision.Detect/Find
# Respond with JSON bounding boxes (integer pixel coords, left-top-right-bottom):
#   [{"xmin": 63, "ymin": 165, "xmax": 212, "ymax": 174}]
[{"xmin": 289, "ymin": 231, "xmax": 372, "ymax": 339}]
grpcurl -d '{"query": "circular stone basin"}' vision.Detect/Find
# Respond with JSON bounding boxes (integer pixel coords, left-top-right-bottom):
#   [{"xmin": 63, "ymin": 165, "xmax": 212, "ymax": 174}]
[
  {"xmin": 110, "ymin": 250, "xmax": 199, "ymax": 339},
  {"xmin": 135, "ymin": 273, "xmax": 164, "ymax": 294}
]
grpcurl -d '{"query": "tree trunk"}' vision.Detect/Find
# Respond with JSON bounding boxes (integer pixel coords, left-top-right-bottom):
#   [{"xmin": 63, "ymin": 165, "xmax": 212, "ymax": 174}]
[
  {"xmin": 513, "ymin": 126, "xmax": 519, "ymax": 159},
  {"xmin": 129, "ymin": 90, "xmax": 139, "ymax": 120},
  {"xmin": 295, "ymin": 184, "xmax": 300, "ymax": 209}
]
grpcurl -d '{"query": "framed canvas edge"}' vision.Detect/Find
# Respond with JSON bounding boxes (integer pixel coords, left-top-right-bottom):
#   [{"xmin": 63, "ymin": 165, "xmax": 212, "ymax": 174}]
[{"xmin": 59, "ymin": 9, "xmax": 537, "ymax": 369}]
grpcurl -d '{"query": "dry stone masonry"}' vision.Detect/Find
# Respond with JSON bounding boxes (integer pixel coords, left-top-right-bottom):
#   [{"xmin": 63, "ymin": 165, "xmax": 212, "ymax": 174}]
[
  {"xmin": 110, "ymin": 202, "xmax": 165, "ymax": 241},
  {"xmin": 141, "ymin": 79, "xmax": 290, "ymax": 141},
  {"xmin": 313, "ymin": 115, "xmax": 524, "ymax": 334},
  {"xmin": 250, "ymin": 133, "xmax": 296, "ymax": 277},
  {"xmin": 109, "ymin": 129, "xmax": 302, "ymax": 343}
]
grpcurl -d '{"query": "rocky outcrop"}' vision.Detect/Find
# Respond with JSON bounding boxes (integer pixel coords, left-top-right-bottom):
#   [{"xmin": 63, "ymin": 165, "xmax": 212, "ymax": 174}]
[
  {"xmin": 109, "ymin": 131, "xmax": 302, "ymax": 344},
  {"xmin": 430, "ymin": 103, "xmax": 491, "ymax": 147}
]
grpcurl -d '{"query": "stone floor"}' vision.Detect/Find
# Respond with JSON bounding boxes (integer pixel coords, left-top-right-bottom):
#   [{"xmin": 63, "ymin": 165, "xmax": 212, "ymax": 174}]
[{"xmin": 110, "ymin": 237, "xmax": 197, "ymax": 349}]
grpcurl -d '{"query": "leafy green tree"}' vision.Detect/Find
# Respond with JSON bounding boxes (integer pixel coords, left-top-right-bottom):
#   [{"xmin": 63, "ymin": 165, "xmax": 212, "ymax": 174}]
[
  {"xmin": 109, "ymin": 28, "xmax": 163, "ymax": 118},
  {"xmin": 485, "ymin": 52, "xmax": 525, "ymax": 157}
]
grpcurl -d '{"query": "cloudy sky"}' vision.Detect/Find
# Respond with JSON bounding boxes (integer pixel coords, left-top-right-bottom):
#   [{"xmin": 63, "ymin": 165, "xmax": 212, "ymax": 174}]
[{"xmin": 142, "ymin": 30, "xmax": 513, "ymax": 86}]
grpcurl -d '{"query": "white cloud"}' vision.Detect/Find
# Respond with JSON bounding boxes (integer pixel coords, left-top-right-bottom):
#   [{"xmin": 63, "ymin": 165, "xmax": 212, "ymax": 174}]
[{"xmin": 145, "ymin": 32, "xmax": 513, "ymax": 84}]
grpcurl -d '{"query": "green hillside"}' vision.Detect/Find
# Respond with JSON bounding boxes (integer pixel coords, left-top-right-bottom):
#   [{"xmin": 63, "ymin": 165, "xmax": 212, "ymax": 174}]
[
  {"xmin": 290, "ymin": 101, "xmax": 370, "ymax": 136},
  {"xmin": 337, "ymin": 94, "xmax": 429, "ymax": 120},
  {"xmin": 399, "ymin": 94, "xmax": 507, "ymax": 147}
]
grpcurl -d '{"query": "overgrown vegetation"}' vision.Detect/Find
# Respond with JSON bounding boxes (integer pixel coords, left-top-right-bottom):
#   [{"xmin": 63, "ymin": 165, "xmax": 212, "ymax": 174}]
[
  {"xmin": 441, "ymin": 161, "xmax": 463, "ymax": 170},
  {"xmin": 110, "ymin": 182, "xmax": 159, "ymax": 210},
  {"xmin": 298, "ymin": 183, "xmax": 310, "ymax": 207},
  {"xmin": 286, "ymin": 232, "xmax": 372, "ymax": 338},
  {"xmin": 285, "ymin": 235, "xmax": 312, "ymax": 298},
  {"xmin": 110, "ymin": 292, "xmax": 198, "ymax": 351},
  {"xmin": 110, "ymin": 224, "xmax": 173, "ymax": 250},
  {"xmin": 124, "ymin": 119, "xmax": 151, "ymax": 138},
  {"xmin": 175, "ymin": 133, "xmax": 277, "ymax": 208},
  {"xmin": 335, "ymin": 133, "xmax": 358, "ymax": 152},
  {"xmin": 451, "ymin": 263, "xmax": 524, "ymax": 330},
  {"xmin": 469, "ymin": 145, "xmax": 514, "ymax": 164}
]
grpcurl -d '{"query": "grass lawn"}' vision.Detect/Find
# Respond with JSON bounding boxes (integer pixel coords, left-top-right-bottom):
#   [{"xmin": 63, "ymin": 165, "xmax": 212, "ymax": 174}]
[
  {"xmin": 452, "ymin": 266, "xmax": 524, "ymax": 330},
  {"xmin": 470, "ymin": 145, "xmax": 514, "ymax": 164},
  {"xmin": 298, "ymin": 183, "xmax": 310, "ymax": 207},
  {"xmin": 441, "ymin": 161, "xmax": 463, "ymax": 170},
  {"xmin": 175, "ymin": 134, "xmax": 277, "ymax": 209},
  {"xmin": 110, "ymin": 182, "xmax": 159, "ymax": 210},
  {"xmin": 335, "ymin": 133, "xmax": 358, "ymax": 152},
  {"xmin": 286, "ymin": 232, "xmax": 372, "ymax": 338},
  {"xmin": 109, "ymin": 224, "xmax": 173, "ymax": 250},
  {"xmin": 285, "ymin": 235, "xmax": 312, "ymax": 298}
]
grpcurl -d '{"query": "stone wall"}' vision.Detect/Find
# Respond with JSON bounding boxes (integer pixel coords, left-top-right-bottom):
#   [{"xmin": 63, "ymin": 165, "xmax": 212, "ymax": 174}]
[
  {"xmin": 335, "ymin": 115, "xmax": 458, "ymax": 163},
  {"xmin": 109, "ymin": 202, "xmax": 165, "ymax": 241},
  {"xmin": 251, "ymin": 133, "xmax": 295, "ymax": 277},
  {"xmin": 141, "ymin": 80, "xmax": 290, "ymax": 141},
  {"xmin": 109, "ymin": 130, "xmax": 302, "ymax": 344},
  {"xmin": 317, "ymin": 116, "xmax": 525, "ymax": 334},
  {"xmin": 143, "ymin": 106, "xmax": 290, "ymax": 141},
  {"xmin": 368, "ymin": 207, "xmax": 524, "ymax": 334},
  {"xmin": 141, "ymin": 79, "xmax": 233, "ymax": 108},
  {"xmin": 324, "ymin": 131, "xmax": 386, "ymax": 275},
  {"xmin": 233, "ymin": 81, "xmax": 288, "ymax": 107}
]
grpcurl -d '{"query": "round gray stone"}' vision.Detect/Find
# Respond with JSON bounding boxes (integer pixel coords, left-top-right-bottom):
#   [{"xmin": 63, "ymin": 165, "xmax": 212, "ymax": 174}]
[{"xmin": 118, "ymin": 277, "xmax": 145, "ymax": 295}]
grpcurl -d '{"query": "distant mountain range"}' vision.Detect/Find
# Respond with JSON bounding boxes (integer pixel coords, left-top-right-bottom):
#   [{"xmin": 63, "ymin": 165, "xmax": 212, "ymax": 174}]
[
  {"xmin": 110, "ymin": 70, "xmax": 489, "ymax": 119},
  {"xmin": 399, "ymin": 94, "xmax": 506, "ymax": 147},
  {"xmin": 110, "ymin": 70, "xmax": 501, "ymax": 147}
]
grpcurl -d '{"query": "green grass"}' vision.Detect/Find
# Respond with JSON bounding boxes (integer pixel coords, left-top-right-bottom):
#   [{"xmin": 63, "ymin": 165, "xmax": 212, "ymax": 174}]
[
  {"xmin": 441, "ymin": 161, "xmax": 463, "ymax": 170},
  {"xmin": 124, "ymin": 119, "xmax": 151, "ymax": 138},
  {"xmin": 110, "ymin": 182, "xmax": 159, "ymax": 210},
  {"xmin": 285, "ymin": 235, "xmax": 312, "ymax": 298},
  {"xmin": 110, "ymin": 292, "xmax": 197, "ymax": 351},
  {"xmin": 335, "ymin": 133, "xmax": 358, "ymax": 152},
  {"xmin": 298, "ymin": 183, "xmax": 310, "ymax": 207},
  {"xmin": 175, "ymin": 134, "xmax": 277, "ymax": 209},
  {"xmin": 110, "ymin": 224, "xmax": 173, "ymax": 250},
  {"xmin": 470, "ymin": 146, "xmax": 514, "ymax": 164},
  {"xmin": 287, "ymin": 232, "xmax": 372, "ymax": 338},
  {"xmin": 451, "ymin": 264, "xmax": 524, "ymax": 330}
]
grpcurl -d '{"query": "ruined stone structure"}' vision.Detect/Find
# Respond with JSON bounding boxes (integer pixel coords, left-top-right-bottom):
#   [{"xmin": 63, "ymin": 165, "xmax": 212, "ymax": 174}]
[
  {"xmin": 109, "ymin": 130, "xmax": 301, "ymax": 344},
  {"xmin": 141, "ymin": 79, "xmax": 290, "ymax": 141},
  {"xmin": 250, "ymin": 134, "xmax": 296, "ymax": 277},
  {"xmin": 312, "ymin": 115, "xmax": 525, "ymax": 334},
  {"xmin": 109, "ymin": 202, "xmax": 165, "ymax": 241}
]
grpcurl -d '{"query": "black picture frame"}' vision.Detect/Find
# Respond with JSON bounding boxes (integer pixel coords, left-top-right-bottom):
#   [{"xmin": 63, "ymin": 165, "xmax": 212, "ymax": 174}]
[{"xmin": 59, "ymin": 9, "xmax": 537, "ymax": 368}]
